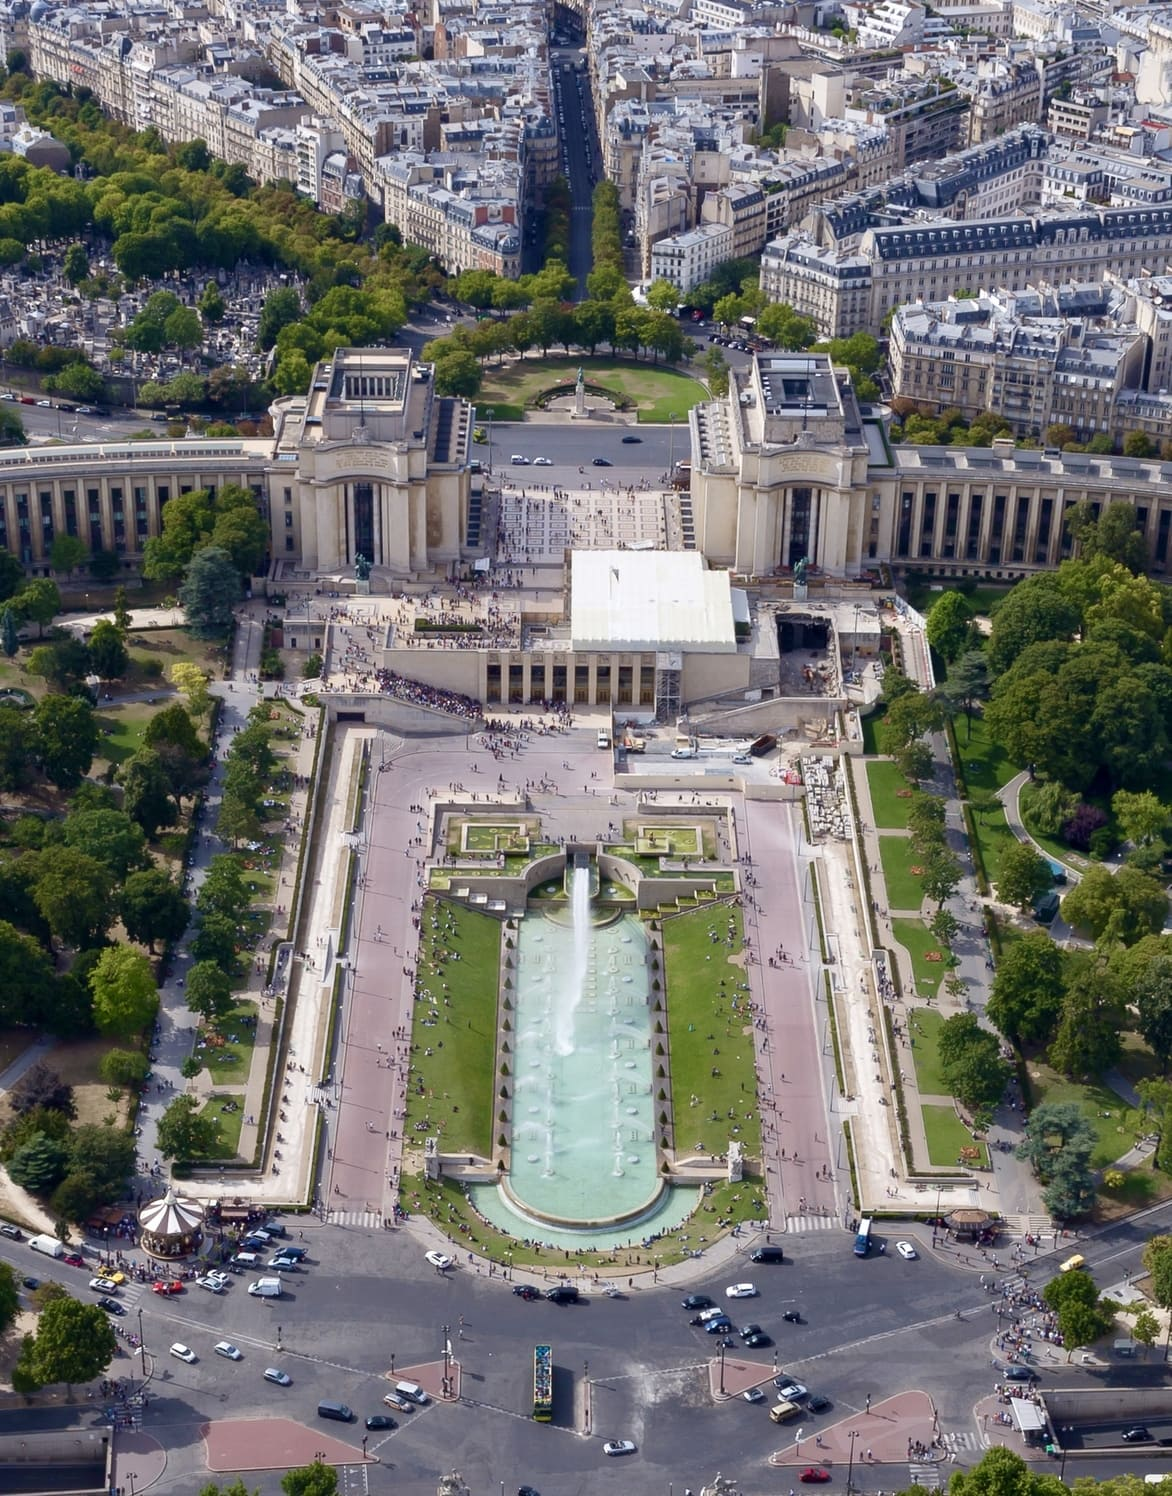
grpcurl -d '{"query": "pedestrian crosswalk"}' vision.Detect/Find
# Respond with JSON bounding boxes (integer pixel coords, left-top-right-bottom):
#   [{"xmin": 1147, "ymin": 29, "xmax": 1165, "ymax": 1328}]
[
  {"xmin": 940, "ymin": 1430, "xmax": 981, "ymax": 1453},
  {"xmin": 328, "ymin": 1209, "xmax": 383, "ymax": 1229},
  {"xmin": 908, "ymin": 1464, "xmax": 943, "ymax": 1489},
  {"xmin": 784, "ymin": 1213, "xmax": 838, "ymax": 1233}
]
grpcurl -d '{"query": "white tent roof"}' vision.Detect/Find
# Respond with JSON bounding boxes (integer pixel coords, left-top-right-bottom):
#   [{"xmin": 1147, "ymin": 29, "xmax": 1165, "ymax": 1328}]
[
  {"xmin": 139, "ymin": 1189, "xmax": 203, "ymax": 1237},
  {"xmin": 570, "ymin": 551, "xmax": 736, "ymax": 654}
]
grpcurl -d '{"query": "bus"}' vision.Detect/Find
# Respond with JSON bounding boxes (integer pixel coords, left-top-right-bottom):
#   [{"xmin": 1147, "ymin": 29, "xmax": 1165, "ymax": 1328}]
[
  {"xmin": 533, "ymin": 1344, "xmax": 552, "ymax": 1421},
  {"xmin": 854, "ymin": 1217, "xmax": 873, "ymax": 1257}
]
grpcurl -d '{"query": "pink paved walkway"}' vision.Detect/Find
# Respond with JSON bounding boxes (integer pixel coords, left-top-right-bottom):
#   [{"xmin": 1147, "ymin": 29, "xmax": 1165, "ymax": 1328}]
[
  {"xmin": 204, "ymin": 1417, "xmax": 375, "ymax": 1471},
  {"xmin": 708, "ymin": 1353, "xmax": 776, "ymax": 1399},
  {"xmin": 112, "ymin": 1432, "xmax": 168, "ymax": 1492},
  {"xmin": 385, "ymin": 1356, "xmax": 461, "ymax": 1401},
  {"xmin": 767, "ymin": 1390, "xmax": 940, "ymax": 1468}
]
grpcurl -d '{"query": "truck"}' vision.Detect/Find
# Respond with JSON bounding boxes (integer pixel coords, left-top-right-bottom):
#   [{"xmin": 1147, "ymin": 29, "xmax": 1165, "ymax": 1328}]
[
  {"xmin": 28, "ymin": 1234, "xmax": 65, "ymax": 1258},
  {"xmin": 622, "ymin": 730, "xmax": 645, "ymax": 753},
  {"xmin": 749, "ymin": 733, "xmax": 777, "ymax": 758}
]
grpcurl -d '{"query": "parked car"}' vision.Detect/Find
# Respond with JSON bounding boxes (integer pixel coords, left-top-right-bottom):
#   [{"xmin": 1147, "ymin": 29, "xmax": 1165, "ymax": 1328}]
[
  {"xmin": 513, "ymin": 1285, "xmax": 540, "ymax": 1300},
  {"xmin": 743, "ymin": 1387, "xmax": 766, "ymax": 1404},
  {"xmin": 62, "ymin": 1253, "xmax": 84, "ymax": 1267},
  {"xmin": 214, "ymin": 1343, "xmax": 243, "ymax": 1360},
  {"xmin": 603, "ymin": 1440, "xmax": 636, "ymax": 1456},
  {"xmin": 263, "ymin": 1367, "xmax": 292, "ymax": 1386},
  {"xmin": 726, "ymin": 1283, "xmax": 758, "ymax": 1299},
  {"xmin": 896, "ymin": 1241, "xmax": 918, "ymax": 1260},
  {"xmin": 365, "ymin": 1414, "xmax": 396, "ymax": 1430},
  {"xmin": 744, "ymin": 1333, "xmax": 772, "ymax": 1349},
  {"xmin": 169, "ymin": 1343, "xmax": 197, "ymax": 1364},
  {"xmin": 807, "ymin": 1394, "xmax": 832, "ymax": 1413},
  {"xmin": 0, "ymin": 1224, "xmax": 22, "ymax": 1240}
]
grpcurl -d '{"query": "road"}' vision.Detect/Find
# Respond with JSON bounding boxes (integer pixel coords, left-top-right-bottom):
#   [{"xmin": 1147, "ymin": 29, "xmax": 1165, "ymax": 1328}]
[
  {"xmin": 551, "ymin": 48, "xmax": 600, "ymax": 296},
  {"xmin": 478, "ymin": 422, "xmax": 686, "ymax": 477}
]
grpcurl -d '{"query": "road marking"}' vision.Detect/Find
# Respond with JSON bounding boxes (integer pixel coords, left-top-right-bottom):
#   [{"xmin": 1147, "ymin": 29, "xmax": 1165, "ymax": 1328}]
[{"xmin": 783, "ymin": 1308, "xmax": 983, "ymax": 1369}]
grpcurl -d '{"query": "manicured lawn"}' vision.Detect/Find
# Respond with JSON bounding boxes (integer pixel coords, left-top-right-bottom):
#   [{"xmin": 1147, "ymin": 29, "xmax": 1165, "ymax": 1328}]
[
  {"xmin": 1026, "ymin": 1064, "xmax": 1137, "ymax": 1170},
  {"xmin": 404, "ymin": 900, "xmax": 501, "ymax": 1156},
  {"xmin": 662, "ymin": 905, "xmax": 761, "ymax": 1157},
  {"xmin": 922, "ymin": 1104, "xmax": 989, "ymax": 1169},
  {"xmin": 94, "ymin": 702, "xmax": 158, "ymax": 767},
  {"xmin": 908, "ymin": 1007, "xmax": 949, "ymax": 1095},
  {"xmin": 861, "ymin": 709, "xmax": 893, "ymax": 756},
  {"xmin": 866, "ymin": 760, "xmax": 916, "ymax": 829},
  {"xmin": 1117, "ymin": 1031, "xmax": 1164, "ymax": 1089},
  {"xmin": 892, "ymin": 919, "xmax": 949, "ymax": 1001},
  {"xmin": 954, "ymin": 712, "xmax": 1018, "ymax": 795},
  {"xmin": 879, "ymin": 835, "xmax": 925, "ymax": 911},
  {"xmin": 197, "ymin": 1003, "xmax": 258, "ymax": 1085},
  {"xmin": 199, "ymin": 1096, "xmax": 244, "ymax": 1159},
  {"xmin": 969, "ymin": 801, "xmax": 1020, "ymax": 889},
  {"xmin": 128, "ymin": 627, "xmax": 226, "ymax": 683},
  {"xmin": 478, "ymin": 356, "xmax": 708, "ymax": 422}
]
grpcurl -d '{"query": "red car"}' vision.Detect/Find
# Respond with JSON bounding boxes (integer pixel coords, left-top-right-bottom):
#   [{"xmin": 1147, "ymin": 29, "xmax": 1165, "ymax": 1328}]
[
  {"xmin": 62, "ymin": 1253, "xmax": 85, "ymax": 1268},
  {"xmin": 799, "ymin": 1471, "xmax": 831, "ymax": 1484},
  {"xmin": 152, "ymin": 1280, "xmax": 185, "ymax": 1296}
]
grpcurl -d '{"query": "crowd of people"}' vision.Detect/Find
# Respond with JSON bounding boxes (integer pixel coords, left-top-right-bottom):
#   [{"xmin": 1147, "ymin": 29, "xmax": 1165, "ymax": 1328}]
[{"xmin": 373, "ymin": 668, "xmax": 481, "ymax": 719}]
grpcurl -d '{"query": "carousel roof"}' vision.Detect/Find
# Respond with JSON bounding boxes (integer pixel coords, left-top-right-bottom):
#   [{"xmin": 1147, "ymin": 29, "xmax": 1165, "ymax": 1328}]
[{"xmin": 139, "ymin": 1189, "xmax": 203, "ymax": 1237}]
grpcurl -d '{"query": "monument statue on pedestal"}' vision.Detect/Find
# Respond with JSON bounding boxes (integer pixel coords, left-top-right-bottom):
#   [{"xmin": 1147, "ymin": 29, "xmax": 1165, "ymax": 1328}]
[
  {"xmin": 793, "ymin": 554, "xmax": 809, "ymax": 600},
  {"xmin": 574, "ymin": 365, "xmax": 586, "ymax": 418},
  {"xmin": 354, "ymin": 552, "xmax": 371, "ymax": 595}
]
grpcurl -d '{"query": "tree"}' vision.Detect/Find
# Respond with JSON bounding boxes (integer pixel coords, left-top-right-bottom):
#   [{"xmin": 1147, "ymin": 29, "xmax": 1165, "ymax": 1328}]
[
  {"xmin": 1143, "ymin": 1235, "xmax": 1172, "ymax": 1320},
  {"xmin": 87, "ymin": 619, "xmax": 127, "ymax": 682},
  {"xmin": 1133, "ymin": 1308, "xmax": 1159, "ymax": 1355},
  {"xmin": 0, "ymin": 919, "xmax": 55, "ymax": 1028},
  {"xmin": 27, "ymin": 637, "xmax": 90, "ymax": 692},
  {"xmin": 98, "ymin": 1048, "xmax": 150, "ymax": 1089},
  {"xmin": 118, "ymin": 748, "xmax": 178, "ymax": 839},
  {"xmin": 112, "ymin": 586, "xmax": 132, "ymax": 639},
  {"xmin": 32, "ymin": 847, "xmax": 114, "ymax": 948},
  {"xmin": 0, "ymin": 606, "xmax": 17, "ymax": 660},
  {"xmin": 996, "ymin": 840, "xmax": 1052, "ymax": 913},
  {"xmin": 198, "ymin": 854, "xmax": 251, "ymax": 919},
  {"xmin": 180, "ymin": 545, "xmax": 238, "ymax": 636},
  {"xmin": 170, "ymin": 662, "xmax": 211, "ymax": 716},
  {"xmin": 1066, "ymin": 499, "xmax": 1149, "ymax": 573},
  {"xmin": 257, "ymin": 286, "xmax": 302, "ymax": 350},
  {"xmin": 9, "ymin": 1063, "xmax": 74, "ymax": 1118},
  {"xmin": 63, "ymin": 243, "xmax": 89, "ymax": 285},
  {"xmin": 919, "ymin": 845, "xmax": 963, "ymax": 908},
  {"xmin": 88, "ymin": 945, "xmax": 158, "ymax": 1038},
  {"xmin": 281, "ymin": 1461, "xmax": 339, "ymax": 1496},
  {"xmin": 121, "ymin": 868, "xmax": 188, "ymax": 951},
  {"xmin": 144, "ymin": 703, "xmax": 209, "ymax": 802},
  {"xmin": 930, "ymin": 907, "xmax": 960, "ymax": 947},
  {"xmin": 156, "ymin": 1093, "xmax": 221, "ymax": 1163},
  {"xmin": 60, "ymin": 1123, "xmax": 136, "ymax": 1215},
  {"xmin": 1017, "ymin": 1099, "xmax": 1096, "ymax": 1219},
  {"xmin": 48, "ymin": 534, "xmax": 87, "ymax": 577},
  {"xmin": 1061, "ymin": 865, "xmax": 1168, "ymax": 945},
  {"xmin": 15, "ymin": 577, "xmax": 60, "ymax": 637},
  {"xmin": 1049, "ymin": 959, "xmax": 1123, "ymax": 1079},
  {"xmin": 926, "ymin": 591, "xmax": 974, "ymax": 663},
  {"xmin": 0, "ymin": 1261, "xmax": 17, "ymax": 1335},
  {"xmin": 1029, "ymin": 780, "xmax": 1079, "ymax": 837},
  {"xmin": 894, "ymin": 739, "xmax": 933, "ymax": 787},
  {"xmin": 33, "ymin": 694, "xmax": 97, "ymax": 788},
  {"xmin": 7, "ymin": 1132, "xmax": 69, "ymax": 1191},
  {"xmin": 0, "ymin": 548, "xmax": 22, "ymax": 601},
  {"xmin": 63, "ymin": 807, "xmax": 146, "ymax": 880},
  {"xmin": 45, "ymin": 363, "xmax": 106, "ymax": 402},
  {"xmin": 937, "ymin": 1012, "xmax": 1008, "ymax": 1113},
  {"xmin": 1135, "ymin": 954, "xmax": 1172, "ymax": 1074},
  {"xmin": 198, "ymin": 280, "xmax": 226, "ymax": 325},
  {"xmin": 186, "ymin": 961, "xmax": 235, "ymax": 1029},
  {"xmin": 987, "ymin": 932, "xmax": 1065, "ymax": 1045},
  {"xmin": 1113, "ymin": 789, "xmax": 1168, "ymax": 848},
  {"xmin": 433, "ymin": 350, "xmax": 482, "ymax": 399},
  {"xmin": 934, "ymin": 650, "xmax": 990, "ymax": 739},
  {"xmin": 949, "ymin": 1447, "xmax": 1067, "ymax": 1496},
  {"xmin": 191, "ymin": 911, "xmax": 239, "ymax": 970},
  {"xmin": 988, "ymin": 573, "xmax": 1082, "ymax": 675},
  {"xmin": 19, "ymin": 1294, "xmax": 116, "ymax": 1389}
]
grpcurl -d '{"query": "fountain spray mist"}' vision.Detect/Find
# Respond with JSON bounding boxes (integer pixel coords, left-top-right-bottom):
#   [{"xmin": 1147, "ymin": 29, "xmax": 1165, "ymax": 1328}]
[{"xmin": 555, "ymin": 861, "xmax": 592, "ymax": 1056}]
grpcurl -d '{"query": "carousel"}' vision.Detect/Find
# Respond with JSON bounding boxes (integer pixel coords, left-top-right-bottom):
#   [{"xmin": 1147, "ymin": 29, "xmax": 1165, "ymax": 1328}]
[{"xmin": 137, "ymin": 1189, "xmax": 204, "ymax": 1260}]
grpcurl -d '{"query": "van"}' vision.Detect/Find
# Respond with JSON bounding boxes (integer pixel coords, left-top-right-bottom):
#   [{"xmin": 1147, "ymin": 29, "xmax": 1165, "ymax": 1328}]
[
  {"xmin": 395, "ymin": 1380, "xmax": 430, "ymax": 1405},
  {"xmin": 248, "ymin": 1277, "xmax": 283, "ymax": 1298},
  {"xmin": 1060, "ymin": 1254, "xmax": 1086, "ymax": 1273},
  {"xmin": 317, "ymin": 1401, "xmax": 354, "ymax": 1423},
  {"xmin": 770, "ymin": 1400, "xmax": 801, "ymax": 1424},
  {"xmin": 233, "ymin": 1252, "xmax": 260, "ymax": 1268},
  {"xmin": 751, "ymin": 1245, "xmax": 784, "ymax": 1264},
  {"xmin": 597, "ymin": 730, "xmax": 611, "ymax": 749},
  {"xmin": 28, "ymin": 1234, "xmax": 65, "ymax": 1258}
]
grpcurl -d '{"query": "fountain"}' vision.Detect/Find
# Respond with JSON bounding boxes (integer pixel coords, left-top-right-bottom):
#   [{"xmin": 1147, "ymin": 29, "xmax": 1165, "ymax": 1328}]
[{"xmin": 473, "ymin": 853, "xmax": 698, "ymax": 1242}]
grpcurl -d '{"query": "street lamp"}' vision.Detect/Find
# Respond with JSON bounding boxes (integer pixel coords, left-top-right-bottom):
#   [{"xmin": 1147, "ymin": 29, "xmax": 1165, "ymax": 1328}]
[
  {"xmin": 128, "ymin": 1474, "xmax": 139, "ymax": 1496},
  {"xmin": 276, "ymin": 1324, "xmax": 283, "ymax": 1351},
  {"xmin": 846, "ymin": 1430, "xmax": 858, "ymax": 1496},
  {"xmin": 718, "ymin": 1339, "xmax": 726, "ymax": 1395},
  {"xmin": 362, "ymin": 1436, "xmax": 368, "ymax": 1462}
]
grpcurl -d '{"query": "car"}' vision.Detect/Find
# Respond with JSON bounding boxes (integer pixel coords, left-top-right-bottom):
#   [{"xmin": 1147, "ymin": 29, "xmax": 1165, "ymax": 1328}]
[
  {"xmin": 518, "ymin": 1487, "xmax": 540, "ymax": 1496},
  {"xmin": 783, "ymin": 1310, "xmax": 802, "ymax": 1323},
  {"xmin": 273, "ymin": 1246, "xmax": 306, "ymax": 1261},
  {"xmin": 153, "ymin": 1280, "xmax": 184, "ymax": 1295},
  {"xmin": 425, "ymin": 1250, "xmax": 454, "ymax": 1270},
  {"xmin": 776, "ymin": 1382, "xmax": 808, "ymax": 1402},
  {"xmin": 739, "ymin": 1324, "xmax": 763, "ymax": 1339},
  {"xmin": 263, "ymin": 1367, "xmax": 292, "ymax": 1386},
  {"xmin": 743, "ymin": 1387, "xmax": 766, "ymax": 1404},
  {"xmin": 513, "ymin": 1284, "xmax": 540, "ymax": 1300},
  {"xmin": 268, "ymin": 1257, "xmax": 299, "ymax": 1272},
  {"xmin": 1004, "ymin": 1366, "xmax": 1037, "ymax": 1382},
  {"xmin": 682, "ymin": 1295, "xmax": 714, "ymax": 1310},
  {"xmin": 744, "ymin": 1333, "xmax": 773, "ymax": 1349},
  {"xmin": 800, "ymin": 1470, "xmax": 832, "ymax": 1484},
  {"xmin": 603, "ymin": 1440, "xmax": 637, "ymax": 1457},
  {"xmin": 22, "ymin": 1276, "xmax": 39, "ymax": 1290},
  {"xmin": 35, "ymin": 398, "xmax": 51, "ymax": 407},
  {"xmin": 383, "ymin": 1393, "xmax": 413, "ymax": 1412},
  {"xmin": 726, "ymin": 1283, "xmax": 758, "ymax": 1299},
  {"xmin": 896, "ymin": 1241, "xmax": 918, "ymax": 1260},
  {"xmin": 510, "ymin": 454, "xmax": 530, "ymax": 465},
  {"xmin": 214, "ymin": 1342, "xmax": 243, "ymax": 1360},
  {"xmin": 591, "ymin": 457, "xmax": 611, "ymax": 466},
  {"xmin": 62, "ymin": 1253, "xmax": 84, "ymax": 1267},
  {"xmin": 105, "ymin": 1270, "xmax": 126, "ymax": 1285},
  {"xmin": 806, "ymin": 1394, "xmax": 832, "ymax": 1413},
  {"xmin": 534, "ymin": 456, "xmax": 553, "ymax": 466},
  {"xmin": 197, "ymin": 1276, "xmax": 225, "ymax": 1293},
  {"xmin": 97, "ymin": 1297, "xmax": 124, "ymax": 1315},
  {"xmin": 732, "ymin": 752, "xmax": 752, "ymax": 764},
  {"xmin": 365, "ymin": 1414, "xmax": 396, "ymax": 1430},
  {"xmin": 75, "ymin": 405, "xmax": 96, "ymax": 415},
  {"xmin": 473, "ymin": 426, "xmax": 486, "ymax": 442},
  {"xmin": 89, "ymin": 1277, "xmax": 118, "ymax": 1293},
  {"xmin": 0, "ymin": 392, "xmax": 14, "ymax": 401},
  {"xmin": 1124, "ymin": 1428, "xmax": 1153, "ymax": 1443},
  {"xmin": 0, "ymin": 1224, "xmax": 22, "ymax": 1240},
  {"xmin": 621, "ymin": 435, "xmax": 642, "ymax": 443},
  {"xmin": 704, "ymin": 1317, "xmax": 734, "ymax": 1334},
  {"xmin": 169, "ymin": 1343, "xmax": 197, "ymax": 1364}
]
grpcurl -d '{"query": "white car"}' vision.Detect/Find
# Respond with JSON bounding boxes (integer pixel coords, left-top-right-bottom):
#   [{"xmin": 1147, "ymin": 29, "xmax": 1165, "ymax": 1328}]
[
  {"xmin": 214, "ymin": 1342, "xmax": 243, "ymax": 1360},
  {"xmin": 534, "ymin": 456, "xmax": 553, "ymax": 466},
  {"xmin": 169, "ymin": 1343, "xmax": 197, "ymax": 1364},
  {"xmin": 726, "ymin": 1283, "xmax": 758, "ymax": 1299},
  {"xmin": 426, "ymin": 1250, "xmax": 454, "ymax": 1270},
  {"xmin": 603, "ymin": 1440, "xmax": 637, "ymax": 1457},
  {"xmin": 896, "ymin": 1241, "xmax": 918, "ymax": 1260},
  {"xmin": 89, "ymin": 1277, "xmax": 118, "ymax": 1293},
  {"xmin": 743, "ymin": 1387, "xmax": 766, "ymax": 1404},
  {"xmin": 776, "ymin": 1382, "xmax": 807, "ymax": 1402},
  {"xmin": 197, "ymin": 1275, "xmax": 225, "ymax": 1293},
  {"xmin": 263, "ymin": 1367, "xmax": 292, "ymax": 1385}
]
